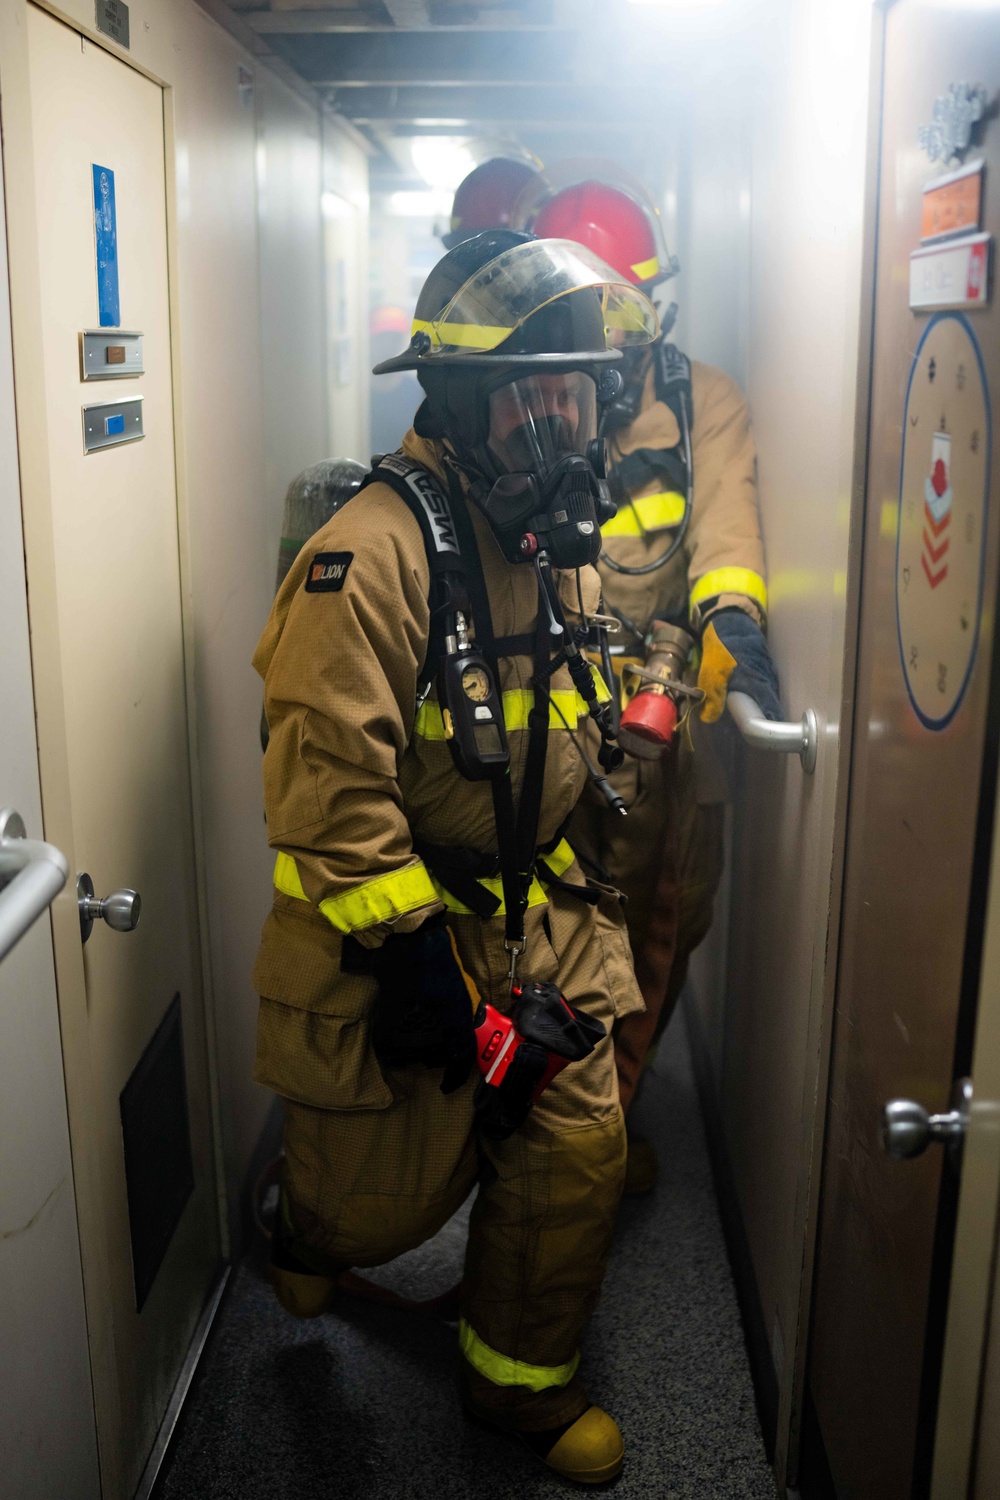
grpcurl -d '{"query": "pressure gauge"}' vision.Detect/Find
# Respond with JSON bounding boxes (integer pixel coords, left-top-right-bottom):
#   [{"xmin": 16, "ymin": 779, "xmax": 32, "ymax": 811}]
[{"xmin": 462, "ymin": 664, "xmax": 492, "ymax": 703}]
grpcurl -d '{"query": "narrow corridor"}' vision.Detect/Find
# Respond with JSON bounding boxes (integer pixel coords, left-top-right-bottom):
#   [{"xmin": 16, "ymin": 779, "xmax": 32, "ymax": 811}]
[{"xmin": 155, "ymin": 1013, "xmax": 772, "ymax": 1499}]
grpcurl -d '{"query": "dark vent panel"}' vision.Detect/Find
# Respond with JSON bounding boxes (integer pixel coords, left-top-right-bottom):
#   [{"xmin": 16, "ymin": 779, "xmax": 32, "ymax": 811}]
[{"xmin": 119, "ymin": 993, "xmax": 195, "ymax": 1310}]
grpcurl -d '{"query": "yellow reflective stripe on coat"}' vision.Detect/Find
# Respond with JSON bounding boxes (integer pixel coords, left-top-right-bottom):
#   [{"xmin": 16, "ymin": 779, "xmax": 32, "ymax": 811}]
[
  {"xmin": 414, "ymin": 676, "xmax": 608, "ymax": 743},
  {"xmin": 274, "ymin": 839, "xmax": 577, "ymax": 926},
  {"xmin": 459, "ymin": 1320, "xmax": 580, "ymax": 1393},
  {"xmin": 689, "ymin": 566, "xmax": 768, "ymax": 614},
  {"xmin": 272, "ymin": 852, "xmax": 438, "ymax": 933},
  {"xmin": 410, "ymin": 316, "xmax": 510, "ymax": 352},
  {"xmin": 541, "ymin": 837, "xmax": 576, "ymax": 878},
  {"xmin": 429, "ymin": 837, "xmax": 577, "ymax": 917},
  {"xmin": 600, "ymin": 490, "xmax": 686, "ymax": 538}
]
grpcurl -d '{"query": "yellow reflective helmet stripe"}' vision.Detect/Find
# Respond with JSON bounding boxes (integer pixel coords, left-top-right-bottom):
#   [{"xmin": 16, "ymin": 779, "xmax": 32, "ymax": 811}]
[
  {"xmin": 689, "ymin": 566, "xmax": 768, "ymax": 615},
  {"xmin": 600, "ymin": 490, "xmax": 686, "ymax": 538},
  {"xmin": 630, "ymin": 254, "xmax": 660, "ymax": 282},
  {"xmin": 410, "ymin": 316, "xmax": 511, "ymax": 351},
  {"xmin": 273, "ymin": 852, "xmax": 438, "ymax": 933},
  {"xmin": 414, "ymin": 678, "xmax": 608, "ymax": 743},
  {"xmin": 459, "ymin": 1320, "xmax": 580, "ymax": 1393}
]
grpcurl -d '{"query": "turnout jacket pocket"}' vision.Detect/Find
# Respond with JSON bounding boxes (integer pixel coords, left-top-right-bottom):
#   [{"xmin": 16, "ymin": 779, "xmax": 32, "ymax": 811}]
[
  {"xmin": 545, "ymin": 869, "xmax": 645, "ymax": 1024},
  {"xmin": 253, "ymin": 895, "xmax": 394, "ymax": 1110}
]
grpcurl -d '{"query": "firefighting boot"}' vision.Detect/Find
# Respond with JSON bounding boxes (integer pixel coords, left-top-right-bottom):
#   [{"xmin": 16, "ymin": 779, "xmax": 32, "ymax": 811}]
[
  {"xmin": 269, "ymin": 1190, "xmax": 341, "ymax": 1319},
  {"xmin": 623, "ymin": 1134, "xmax": 659, "ymax": 1196},
  {"xmin": 520, "ymin": 1407, "xmax": 625, "ymax": 1485}
]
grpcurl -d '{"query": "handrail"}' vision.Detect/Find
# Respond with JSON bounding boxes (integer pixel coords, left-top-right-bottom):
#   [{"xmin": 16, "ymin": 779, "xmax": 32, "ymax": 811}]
[
  {"xmin": 0, "ymin": 808, "xmax": 69, "ymax": 964},
  {"xmin": 727, "ymin": 691, "xmax": 818, "ymax": 775}
]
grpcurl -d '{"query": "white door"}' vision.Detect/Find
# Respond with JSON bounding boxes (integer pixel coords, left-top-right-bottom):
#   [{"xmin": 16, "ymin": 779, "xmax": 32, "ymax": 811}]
[
  {"xmin": 0, "ymin": 124, "xmax": 100, "ymax": 1500},
  {"xmin": 20, "ymin": 9, "xmax": 221, "ymax": 1493}
]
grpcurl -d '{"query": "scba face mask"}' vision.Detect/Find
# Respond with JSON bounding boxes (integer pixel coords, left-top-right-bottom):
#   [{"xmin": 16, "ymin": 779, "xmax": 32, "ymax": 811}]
[{"xmin": 474, "ymin": 370, "xmax": 619, "ymax": 569}]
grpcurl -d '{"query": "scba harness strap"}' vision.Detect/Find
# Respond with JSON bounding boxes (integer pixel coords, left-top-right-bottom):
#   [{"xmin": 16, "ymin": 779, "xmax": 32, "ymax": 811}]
[
  {"xmin": 356, "ymin": 453, "xmax": 557, "ymax": 954},
  {"xmin": 359, "ymin": 453, "xmax": 532, "ymax": 698},
  {"xmin": 600, "ymin": 340, "xmax": 695, "ymax": 579}
]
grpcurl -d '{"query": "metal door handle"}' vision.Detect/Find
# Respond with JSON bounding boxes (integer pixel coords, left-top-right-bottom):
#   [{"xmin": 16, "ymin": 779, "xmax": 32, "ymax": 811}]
[
  {"xmin": 882, "ymin": 1078, "xmax": 972, "ymax": 1162},
  {"xmin": 77, "ymin": 872, "xmax": 141, "ymax": 944},
  {"xmin": 727, "ymin": 691, "xmax": 818, "ymax": 774},
  {"xmin": 0, "ymin": 808, "xmax": 69, "ymax": 964}
]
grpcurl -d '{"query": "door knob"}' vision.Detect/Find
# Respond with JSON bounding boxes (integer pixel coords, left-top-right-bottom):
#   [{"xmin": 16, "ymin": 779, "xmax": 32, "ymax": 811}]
[
  {"xmin": 77, "ymin": 872, "xmax": 142, "ymax": 944},
  {"xmin": 881, "ymin": 1077, "xmax": 972, "ymax": 1163}
]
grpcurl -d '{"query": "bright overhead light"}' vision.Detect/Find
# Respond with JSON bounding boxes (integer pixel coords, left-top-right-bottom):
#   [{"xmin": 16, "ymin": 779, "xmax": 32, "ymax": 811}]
[
  {"xmin": 411, "ymin": 137, "xmax": 477, "ymax": 193},
  {"xmin": 386, "ymin": 190, "xmax": 453, "ymax": 218},
  {"xmin": 627, "ymin": 0, "xmax": 724, "ymax": 6}
]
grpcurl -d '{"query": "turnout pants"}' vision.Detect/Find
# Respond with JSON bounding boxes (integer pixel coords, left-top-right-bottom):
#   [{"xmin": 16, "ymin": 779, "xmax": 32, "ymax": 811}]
[{"xmin": 268, "ymin": 875, "xmax": 639, "ymax": 1431}]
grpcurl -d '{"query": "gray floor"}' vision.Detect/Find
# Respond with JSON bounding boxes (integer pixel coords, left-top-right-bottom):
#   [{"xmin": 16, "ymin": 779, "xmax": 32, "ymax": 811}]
[{"xmin": 156, "ymin": 1011, "xmax": 774, "ymax": 1498}]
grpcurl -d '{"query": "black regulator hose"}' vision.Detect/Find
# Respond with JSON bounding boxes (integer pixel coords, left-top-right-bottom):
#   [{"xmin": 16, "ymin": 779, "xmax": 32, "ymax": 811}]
[{"xmin": 600, "ymin": 382, "xmax": 694, "ymax": 578}]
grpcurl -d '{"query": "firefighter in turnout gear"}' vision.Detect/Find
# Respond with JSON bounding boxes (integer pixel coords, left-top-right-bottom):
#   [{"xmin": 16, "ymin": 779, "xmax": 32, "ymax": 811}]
[
  {"xmin": 441, "ymin": 155, "xmax": 540, "ymax": 250},
  {"xmin": 253, "ymin": 230, "xmax": 659, "ymax": 1483},
  {"xmin": 517, "ymin": 165, "xmax": 781, "ymax": 1193}
]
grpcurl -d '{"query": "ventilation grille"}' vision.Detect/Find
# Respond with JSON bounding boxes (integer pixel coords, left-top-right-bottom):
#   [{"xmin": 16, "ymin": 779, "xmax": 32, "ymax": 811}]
[{"xmin": 119, "ymin": 993, "xmax": 195, "ymax": 1311}]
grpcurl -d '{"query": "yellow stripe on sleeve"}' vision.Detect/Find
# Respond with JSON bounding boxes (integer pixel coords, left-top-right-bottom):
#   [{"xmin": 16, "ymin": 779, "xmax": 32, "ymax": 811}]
[{"xmin": 689, "ymin": 567, "xmax": 768, "ymax": 615}]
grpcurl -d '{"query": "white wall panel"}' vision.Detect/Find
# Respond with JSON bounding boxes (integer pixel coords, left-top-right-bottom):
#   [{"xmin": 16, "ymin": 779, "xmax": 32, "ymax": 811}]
[
  {"xmin": 323, "ymin": 116, "xmax": 370, "ymax": 464},
  {"xmin": 169, "ymin": 9, "xmax": 279, "ymax": 1238},
  {"xmin": 682, "ymin": 0, "xmax": 876, "ymax": 1475},
  {"xmin": 256, "ymin": 69, "xmax": 329, "ymax": 501},
  {"xmin": 0, "ymin": 133, "xmax": 99, "ymax": 1500}
]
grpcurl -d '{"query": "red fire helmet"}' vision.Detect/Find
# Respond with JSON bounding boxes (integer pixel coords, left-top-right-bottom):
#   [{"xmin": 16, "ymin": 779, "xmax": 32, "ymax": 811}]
[
  {"xmin": 514, "ymin": 161, "xmax": 677, "ymax": 289},
  {"xmin": 444, "ymin": 158, "xmax": 540, "ymax": 249}
]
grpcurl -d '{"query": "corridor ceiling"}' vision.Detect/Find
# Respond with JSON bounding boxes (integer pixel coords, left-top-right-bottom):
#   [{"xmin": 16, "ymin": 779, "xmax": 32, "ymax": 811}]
[{"xmin": 206, "ymin": 0, "xmax": 729, "ymax": 190}]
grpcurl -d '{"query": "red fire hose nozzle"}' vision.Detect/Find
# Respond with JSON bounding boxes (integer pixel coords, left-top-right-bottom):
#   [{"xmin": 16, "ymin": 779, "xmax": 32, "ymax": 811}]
[{"xmin": 618, "ymin": 621, "xmax": 696, "ymax": 760}]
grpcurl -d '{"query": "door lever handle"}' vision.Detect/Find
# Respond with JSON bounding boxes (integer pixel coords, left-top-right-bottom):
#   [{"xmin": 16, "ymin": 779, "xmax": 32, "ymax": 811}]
[
  {"xmin": 77, "ymin": 872, "xmax": 141, "ymax": 944},
  {"xmin": 727, "ymin": 691, "xmax": 818, "ymax": 774},
  {"xmin": 882, "ymin": 1078, "xmax": 972, "ymax": 1164},
  {"xmin": 0, "ymin": 808, "xmax": 69, "ymax": 964}
]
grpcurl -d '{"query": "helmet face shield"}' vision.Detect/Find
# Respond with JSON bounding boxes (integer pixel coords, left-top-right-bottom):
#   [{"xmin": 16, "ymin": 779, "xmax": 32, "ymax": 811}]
[
  {"xmin": 487, "ymin": 371, "xmax": 597, "ymax": 476},
  {"xmin": 410, "ymin": 238, "xmax": 658, "ymax": 359}
]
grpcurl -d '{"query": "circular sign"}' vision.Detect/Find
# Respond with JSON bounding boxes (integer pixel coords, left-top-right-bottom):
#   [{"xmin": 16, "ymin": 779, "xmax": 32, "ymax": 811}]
[{"xmin": 896, "ymin": 312, "xmax": 991, "ymax": 730}]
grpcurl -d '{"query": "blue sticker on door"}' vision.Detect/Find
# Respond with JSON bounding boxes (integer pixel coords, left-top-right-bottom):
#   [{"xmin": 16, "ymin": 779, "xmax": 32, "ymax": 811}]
[{"xmin": 92, "ymin": 164, "xmax": 120, "ymax": 328}]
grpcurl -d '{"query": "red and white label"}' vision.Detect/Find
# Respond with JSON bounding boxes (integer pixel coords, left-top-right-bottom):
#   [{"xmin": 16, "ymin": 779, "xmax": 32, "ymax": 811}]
[{"xmin": 910, "ymin": 232, "xmax": 991, "ymax": 311}]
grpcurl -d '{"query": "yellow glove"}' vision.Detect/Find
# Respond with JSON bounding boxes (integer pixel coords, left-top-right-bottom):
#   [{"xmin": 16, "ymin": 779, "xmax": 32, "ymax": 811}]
[
  {"xmin": 697, "ymin": 620, "xmax": 738, "ymax": 723},
  {"xmin": 697, "ymin": 610, "xmax": 782, "ymax": 724}
]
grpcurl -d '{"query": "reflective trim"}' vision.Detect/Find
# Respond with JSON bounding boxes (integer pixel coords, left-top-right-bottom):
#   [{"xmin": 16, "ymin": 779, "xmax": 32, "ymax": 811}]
[
  {"xmin": 410, "ymin": 316, "xmax": 511, "ymax": 350},
  {"xmin": 274, "ymin": 851, "xmax": 308, "ymax": 901},
  {"xmin": 542, "ymin": 837, "xmax": 576, "ymax": 878},
  {"xmin": 689, "ymin": 566, "xmax": 768, "ymax": 614},
  {"xmin": 273, "ymin": 852, "xmax": 439, "ymax": 933},
  {"xmin": 433, "ymin": 872, "xmax": 547, "ymax": 917},
  {"xmin": 413, "ymin": 681, "xmax": 606, "ymax": 742},
  {"xmin": 430, "ymin": 838, "xmax": 577, "ymax": 917},
  {"xmin": 601, "ymin": 489, "xmax": 686, "ymax": 538},
  {"xmin": 459, "ymin": 1319, "xmax": 580, "ymax": 1393},
  {"xmin": 630, "ymin": 254, "xmax": 660, "ymax": 282}
]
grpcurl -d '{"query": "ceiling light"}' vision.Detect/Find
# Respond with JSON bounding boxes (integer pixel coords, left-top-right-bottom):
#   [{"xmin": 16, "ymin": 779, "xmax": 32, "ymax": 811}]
[
  {"xmin": 411, "ymin": 137, "xmax": 477, "ymax": 193},
  {"xmin": 386, "ymin": 190, "xmax": 454, "ymax": 218}
]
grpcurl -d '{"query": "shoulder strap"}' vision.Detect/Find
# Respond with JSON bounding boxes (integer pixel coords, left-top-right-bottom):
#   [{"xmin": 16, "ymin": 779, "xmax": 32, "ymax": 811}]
[
  {"xmin": 443, "ymin": 468, "xmax": 551, "ymax": 959},
  {"xmin": 361, "ymin": 453, "xmax": 468, "ymax": 693},
  {"xmin": 366, "ymin": 451, "xmax": 464, "ymax": 564},
  {"xmin": 652, "ymin": 341, "xmax": 693, "ymax": 436}
]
